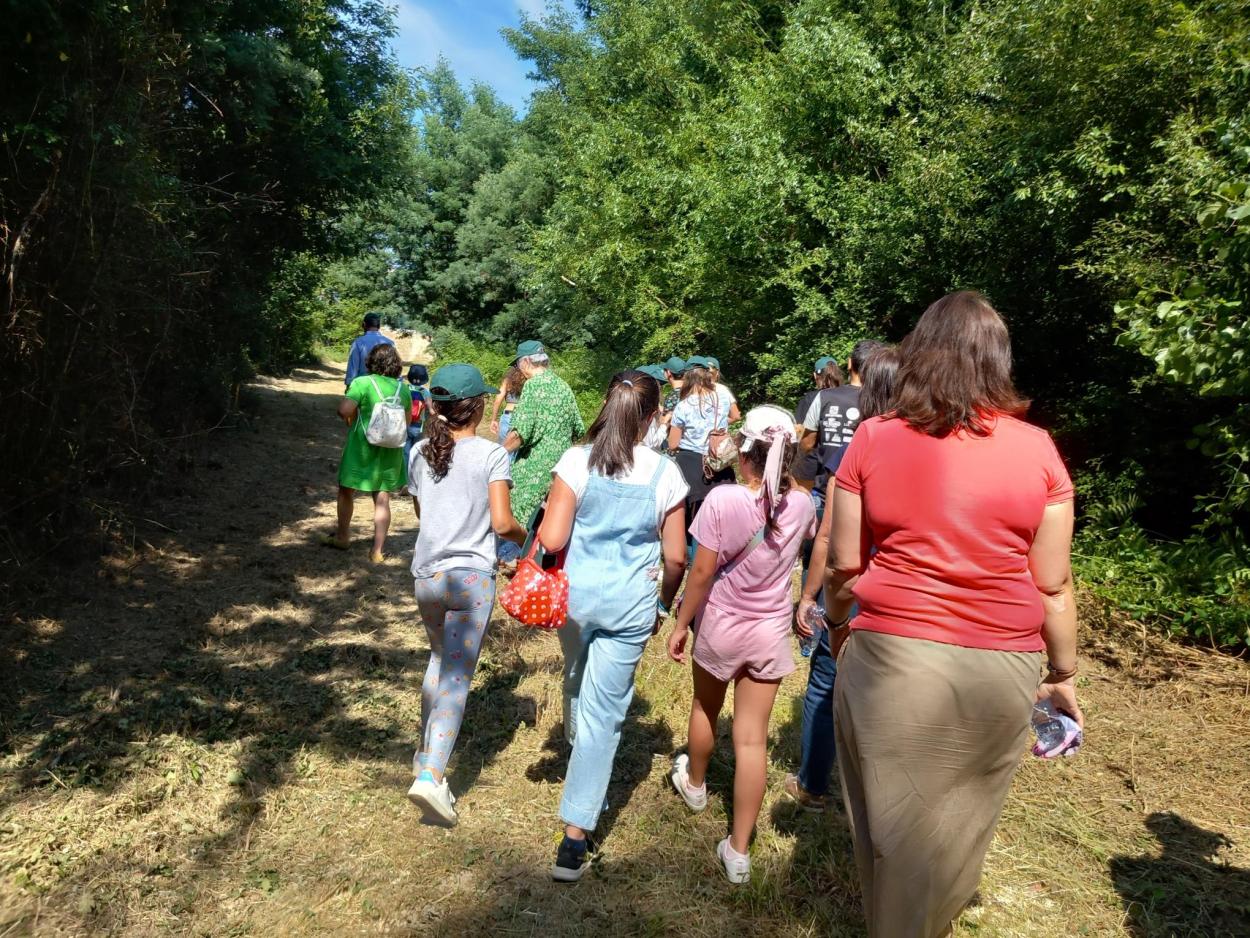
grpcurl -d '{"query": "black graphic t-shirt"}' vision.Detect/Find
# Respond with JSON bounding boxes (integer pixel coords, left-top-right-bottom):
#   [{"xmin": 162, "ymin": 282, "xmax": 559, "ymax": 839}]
[{"xmin": 801, "ymin": 385, "xmax": 862, "ymax": 486}]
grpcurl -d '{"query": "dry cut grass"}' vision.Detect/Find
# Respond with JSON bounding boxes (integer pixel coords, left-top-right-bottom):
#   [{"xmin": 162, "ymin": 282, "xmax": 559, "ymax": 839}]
[{"xmin": 2, "ymin": 361, "xmax": 1248, "ymax": 937}]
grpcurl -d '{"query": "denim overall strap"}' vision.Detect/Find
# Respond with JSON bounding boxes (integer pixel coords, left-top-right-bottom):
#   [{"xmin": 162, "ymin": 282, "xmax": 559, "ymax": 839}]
[{"xmin": 564, "ymin": 451, "xmax": 664, "ymax": 640}]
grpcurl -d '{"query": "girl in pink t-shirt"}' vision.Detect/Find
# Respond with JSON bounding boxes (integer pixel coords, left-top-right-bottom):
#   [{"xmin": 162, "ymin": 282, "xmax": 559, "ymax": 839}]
[{"xmin": 665, "ymin": 406, "xmax": 816, "ymax": 884}]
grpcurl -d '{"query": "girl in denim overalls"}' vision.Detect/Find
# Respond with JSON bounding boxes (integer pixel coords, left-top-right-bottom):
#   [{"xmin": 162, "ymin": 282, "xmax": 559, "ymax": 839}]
[{"xmin": 536, "ymin": 370, "xmax": 689, "ymax": 882}]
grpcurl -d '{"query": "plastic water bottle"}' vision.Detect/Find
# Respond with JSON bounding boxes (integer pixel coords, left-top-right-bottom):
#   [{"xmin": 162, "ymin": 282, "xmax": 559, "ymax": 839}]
[
  {"xmin": 799, "ymin": 605, "xmax": 825, "ymax": 658},
  {"xmin": 1031, "ymin": 700, "xmax": 1082, "ymax": 759}
]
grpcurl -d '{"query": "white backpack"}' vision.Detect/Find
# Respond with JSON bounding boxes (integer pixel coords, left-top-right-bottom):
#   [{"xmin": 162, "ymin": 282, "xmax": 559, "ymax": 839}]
[{"xmin": 363, "ymin": 377, "xmax": 407, "ymax": 448}]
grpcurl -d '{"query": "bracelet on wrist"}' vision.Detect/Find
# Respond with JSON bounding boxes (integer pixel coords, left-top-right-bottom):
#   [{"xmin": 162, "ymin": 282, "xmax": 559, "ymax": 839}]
[
  {"xmin": 824, "ymin": 612, "xmax": 851, "ymax": 630},
  {"xmin": 657, "ymin": 598, "xmax": 671, "ymax": 617},
  {"xmin": 1045, "ymin": 660, "xmax": 1078, "ymax": 682}
]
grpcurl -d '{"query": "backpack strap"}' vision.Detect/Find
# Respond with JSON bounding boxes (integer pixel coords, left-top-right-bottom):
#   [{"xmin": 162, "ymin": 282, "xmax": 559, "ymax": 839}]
[{"xmin": 718, "ymin": 523, "xmax": 767, "ymax": 580}]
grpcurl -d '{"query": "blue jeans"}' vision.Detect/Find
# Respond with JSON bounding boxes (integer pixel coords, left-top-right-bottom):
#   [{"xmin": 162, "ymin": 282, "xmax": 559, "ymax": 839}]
[
  {"xmin": 798, "ymin": 626, "xmax": 838, "ymax": 796},
  {"xmin": 402, "ymin": 424, "xmax": 423, "ymax": 485}
]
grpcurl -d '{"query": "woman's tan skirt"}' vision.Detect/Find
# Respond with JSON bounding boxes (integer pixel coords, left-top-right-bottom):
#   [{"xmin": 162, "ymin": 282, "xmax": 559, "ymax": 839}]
[{"xmin": 834, "ymin": 629, "xmax": 1042, "ymax": 938}]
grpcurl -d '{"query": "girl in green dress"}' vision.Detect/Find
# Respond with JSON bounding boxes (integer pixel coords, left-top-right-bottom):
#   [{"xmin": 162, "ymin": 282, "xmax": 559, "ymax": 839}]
[{"xmin": 324, "ymin": 342, "xmax": 411, "ymax": 562}]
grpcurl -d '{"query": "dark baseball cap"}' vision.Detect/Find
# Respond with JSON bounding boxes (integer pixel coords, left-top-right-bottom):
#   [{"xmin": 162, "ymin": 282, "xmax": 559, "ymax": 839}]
[
  {"xmin": 428, "ymin": 364, "xmax": 497, "ymax": 401},
  {"xmin": 513, "ymin": 339, "xmax": 545, "ymax": 363},
  {"xmin": 814, "ymin": 355, "xmax": 836, "ymax": 372},
  {"xmin": 635, "ymin": 364, "xmax": 667, "ymax": 383},
  {"xmin": 663, "ymin": 356, "xmax": 687, "ymax": 375}
]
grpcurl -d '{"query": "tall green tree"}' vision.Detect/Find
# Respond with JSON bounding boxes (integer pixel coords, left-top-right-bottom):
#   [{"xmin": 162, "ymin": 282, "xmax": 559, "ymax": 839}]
[{"xmin": 0, "ymin": 0, "xmax": 413, "ymax": 554}]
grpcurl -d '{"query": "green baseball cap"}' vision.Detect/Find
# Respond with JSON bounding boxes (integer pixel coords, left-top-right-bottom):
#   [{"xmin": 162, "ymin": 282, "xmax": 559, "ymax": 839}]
[
  {"xmin": 705, "ymin": 356, "xmax": 720, "ymax": 369},
  {"xmin": 663, "ymin": 356, "xmax": 687, "ymax": 375},
  {"xmin": 685, "ymin": 354, "xmax": 713, "ymax": 369},
  {"xmin": 513, "ymin": 339, "xmax": 545, "ymax": 363},
  {"xmin": 635, "ymin": 364, "xmax": 667, "ymax": 382},
  {"xmin": 814, "ymin": 355, "xmax": 836, "ymax": 372},
  {"xmin": 428, "ymin": 363, "xmax": 497, "ymax": 401}
]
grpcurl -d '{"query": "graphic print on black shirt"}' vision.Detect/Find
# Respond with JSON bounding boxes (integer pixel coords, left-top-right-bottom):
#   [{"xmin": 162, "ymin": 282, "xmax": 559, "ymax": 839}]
[{"xmin": 811, "ymin": 385, "xmax": 862, "ymax": 483}]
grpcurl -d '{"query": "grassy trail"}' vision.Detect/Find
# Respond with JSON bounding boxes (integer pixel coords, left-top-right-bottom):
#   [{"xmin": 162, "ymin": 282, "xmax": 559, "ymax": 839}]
[{"xmin": 2, "ymin": 362, "xmax": 1248, "ymax": 936}]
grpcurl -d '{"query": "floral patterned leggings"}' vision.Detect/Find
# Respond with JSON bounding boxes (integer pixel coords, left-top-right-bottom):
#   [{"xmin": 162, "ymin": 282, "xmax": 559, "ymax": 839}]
[{"xmin": 412, "ymin": 568, "xmax": 496, "ymax": 776}]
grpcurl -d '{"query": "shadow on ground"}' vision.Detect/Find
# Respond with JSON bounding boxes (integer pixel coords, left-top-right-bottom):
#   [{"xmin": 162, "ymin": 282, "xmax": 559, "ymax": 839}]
[{"xmin": 1110, "ymin": 812, "xmax": 1250, "ymax": 937}]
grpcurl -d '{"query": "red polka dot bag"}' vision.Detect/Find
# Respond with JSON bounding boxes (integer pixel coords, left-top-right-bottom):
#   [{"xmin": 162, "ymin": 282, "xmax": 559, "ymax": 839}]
[{"xmin": 500, "ymin": 539, "xmax": 570, "ymax": 630}]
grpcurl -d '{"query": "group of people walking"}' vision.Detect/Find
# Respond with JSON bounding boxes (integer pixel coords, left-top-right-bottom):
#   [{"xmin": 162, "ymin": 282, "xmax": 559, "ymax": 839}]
[{"xmin": 326, "ymin": 292, "xmax": 1083, "ymax": 938}]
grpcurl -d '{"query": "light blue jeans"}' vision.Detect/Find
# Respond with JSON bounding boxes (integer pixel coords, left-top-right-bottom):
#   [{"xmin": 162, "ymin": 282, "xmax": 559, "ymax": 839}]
[{"xmin": 558, "ymin": 621, "xmax": 650, "ymax": 830}]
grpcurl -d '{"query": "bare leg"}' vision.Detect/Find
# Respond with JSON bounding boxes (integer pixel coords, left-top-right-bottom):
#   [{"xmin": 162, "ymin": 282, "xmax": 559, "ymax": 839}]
[
  {"xmin": 335, "ymin": 487, "xmax": 354, "ymax": 544},
  {"xmin": 371, "ymin": 490, "xmax": 391, "ymax": 558},
  {"xmin": 687, "ymin": 661, "xmax": 729, "ymax": 789},
  {"xmin": 729, "ymin": 674, "xmax": 781, "ymax": 854}
]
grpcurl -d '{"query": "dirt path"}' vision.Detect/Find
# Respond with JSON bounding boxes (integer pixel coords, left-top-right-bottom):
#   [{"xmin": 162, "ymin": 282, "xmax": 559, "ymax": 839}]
[{"xmin": 2, "ymin": 363, "xmax": 1248, "ymax": 936}]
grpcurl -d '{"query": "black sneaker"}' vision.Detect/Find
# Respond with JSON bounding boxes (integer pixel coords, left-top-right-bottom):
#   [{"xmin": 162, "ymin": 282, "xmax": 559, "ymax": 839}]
[{"xmin": 551, "ymin": 834, "xmax": 592, "ymax": 883}]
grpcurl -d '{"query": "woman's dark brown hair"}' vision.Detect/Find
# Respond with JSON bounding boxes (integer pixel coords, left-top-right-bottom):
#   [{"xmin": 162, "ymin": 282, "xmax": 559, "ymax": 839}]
[
  {"xmin": 893, "ymin": 291, "xmax": 1028, "ymax": 437},
  {"xmin": 366, "ymin": 342, "xmax": 402, "ymax": 378},
  {"xmin": 422, "ymin": 394, "xmax": 485, "ymax": 481},
  {"xmin": 503, "ymin": 365, "xmax": 527, "ymax": 397},
  {"xmin": 858, "ymin": 345, "xmax": 901, "ymax": 419},
  {"xmin": 815, "ymin": 360, "xmax": 844, "ymax": 390},
  {"xmin": 586, "ymin": 370, "xmax": 660, "ymax": 477}
]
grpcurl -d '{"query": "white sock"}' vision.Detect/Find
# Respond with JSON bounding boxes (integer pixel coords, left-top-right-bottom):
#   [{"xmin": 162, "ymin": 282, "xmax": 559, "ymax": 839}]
[{"xmin": 723, "ymin": 839, "xmax": 749, "ymax": 861}]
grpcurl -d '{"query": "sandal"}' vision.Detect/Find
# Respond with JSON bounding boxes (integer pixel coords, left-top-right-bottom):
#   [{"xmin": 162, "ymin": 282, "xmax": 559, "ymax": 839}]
[{"xmin": 319, "ymin": 534, "xmax": 350, "ymax": 551}]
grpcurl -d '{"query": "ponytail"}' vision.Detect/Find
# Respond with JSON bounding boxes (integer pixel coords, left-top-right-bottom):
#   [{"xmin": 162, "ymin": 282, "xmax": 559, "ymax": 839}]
[
  {"xmin": 423, "ymin": 394, "xmax": 485, "ymax": 481},
  {"xmin": 587, "ymin": 370, "xmax": 660, "ymax": 477}
]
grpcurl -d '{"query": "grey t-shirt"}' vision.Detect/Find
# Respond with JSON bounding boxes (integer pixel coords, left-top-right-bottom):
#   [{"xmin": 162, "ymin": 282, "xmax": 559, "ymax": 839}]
[{"xmin": 408, "ymin": 437, "xmax": 512, "ymax": 578}]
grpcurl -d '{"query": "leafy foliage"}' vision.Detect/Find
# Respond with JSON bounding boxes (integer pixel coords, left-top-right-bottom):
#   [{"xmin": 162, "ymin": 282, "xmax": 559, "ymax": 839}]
[
  {"xmin": 0, "ymin": 1, "xmax": 413, "ymax": 556},
  {"xmin": 384, "ymin": 0, "xmax": 1250, "ymax": 644}
]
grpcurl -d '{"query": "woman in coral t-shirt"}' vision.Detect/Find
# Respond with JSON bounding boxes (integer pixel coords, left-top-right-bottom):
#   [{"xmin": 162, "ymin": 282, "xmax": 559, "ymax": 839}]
[{"xmin": 823, "ymin": 291, "xmax": 1084, "ymax": 938}]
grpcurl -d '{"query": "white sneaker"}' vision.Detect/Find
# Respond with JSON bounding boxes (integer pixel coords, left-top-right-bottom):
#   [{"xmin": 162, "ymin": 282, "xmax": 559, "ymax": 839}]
[
  {"xmin": 407, "ymin": 771, "xmax": 457, "ymax": 826},
  {"xmin": 717, "ymin": 837, "xmax": 751, "ymax": 885},
  {"xmin": 669, "ymin": 754, "xmax": 707, "ymax": 812}
]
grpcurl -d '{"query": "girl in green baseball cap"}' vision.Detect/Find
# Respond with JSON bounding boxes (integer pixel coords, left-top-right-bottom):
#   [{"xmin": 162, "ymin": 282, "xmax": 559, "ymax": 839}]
[{"xmin": 405, "ymin": 362, "xmax": 526, "ymax": 827}]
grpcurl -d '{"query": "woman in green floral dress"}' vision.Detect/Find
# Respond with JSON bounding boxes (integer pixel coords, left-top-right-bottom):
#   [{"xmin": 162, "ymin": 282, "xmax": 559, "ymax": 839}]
[{"xmin": 502, "ymin": 341, "xmax": 586, "ymax": 553}]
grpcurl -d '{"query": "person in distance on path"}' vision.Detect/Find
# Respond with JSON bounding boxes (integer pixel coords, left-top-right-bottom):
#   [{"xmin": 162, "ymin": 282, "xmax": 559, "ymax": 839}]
[
  {"xmin": 344, "ymin": 312, "xmax": 394, "ymax": 389},
  {"xmin": 325, "ymin": 343, "xmax": 411, "ymax": 562}
]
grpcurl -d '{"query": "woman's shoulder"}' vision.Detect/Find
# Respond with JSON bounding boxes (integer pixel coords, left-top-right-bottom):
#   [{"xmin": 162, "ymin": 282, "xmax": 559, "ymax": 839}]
[{"xmin": 993, "ymin": 413, "xmax": 1056, "ymax": 441}]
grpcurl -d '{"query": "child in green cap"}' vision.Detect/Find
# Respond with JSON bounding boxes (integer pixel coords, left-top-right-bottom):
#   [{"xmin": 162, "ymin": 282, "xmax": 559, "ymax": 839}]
[{"xmin": 405, "ymin": 363, "xmax": 526, "ymax": 826}]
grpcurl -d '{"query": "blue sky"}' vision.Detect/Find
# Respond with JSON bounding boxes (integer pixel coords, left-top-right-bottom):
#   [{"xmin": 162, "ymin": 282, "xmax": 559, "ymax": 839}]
[{"xmin": 390, "ymin": 1, "xmax": 556, "ymax": 113}]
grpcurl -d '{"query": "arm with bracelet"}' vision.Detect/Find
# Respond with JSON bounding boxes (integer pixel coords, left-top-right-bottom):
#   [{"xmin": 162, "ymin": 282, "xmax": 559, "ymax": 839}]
[
  {"xmin": 823, "ymin": 483, "xmax": 871, "ymax": 656},
  {"xmin": 1029, "ymin": 499, "xmax": 1083, "ymax": 726}
]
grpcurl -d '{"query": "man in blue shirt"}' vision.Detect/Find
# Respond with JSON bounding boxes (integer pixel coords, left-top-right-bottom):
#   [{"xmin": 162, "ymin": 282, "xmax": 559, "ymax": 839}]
[{"xmin": 345, "ymin": 313, "xmax": 394, "ymax": 388}]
